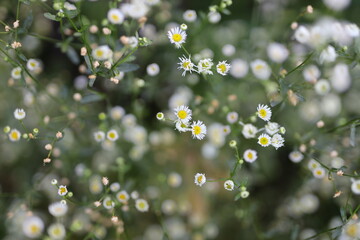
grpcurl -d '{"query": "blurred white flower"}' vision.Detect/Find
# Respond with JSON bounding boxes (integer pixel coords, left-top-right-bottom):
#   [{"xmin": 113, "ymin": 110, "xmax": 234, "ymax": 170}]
[
  {"xmin": 250, "ymin": 59, "xmax": 271, "ymax": 80},
  {"xmin": 267, "ymin": 42, "xmax": 289, "ymax": 63}
]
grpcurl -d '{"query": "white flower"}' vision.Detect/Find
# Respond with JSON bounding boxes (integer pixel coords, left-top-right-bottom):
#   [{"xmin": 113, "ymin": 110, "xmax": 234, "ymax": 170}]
[
  {"xmin": 198, "ymin": 58, "xmax": 214, "ymax": 75},
  {"xmin": 106, "ymin": 129, "xmax": 119, "ymax": 141},
  {"xmin": 319, "ymin": 45, "xmax": 337, "ymax": 64},
  {"xmin": 167, "ymin": 27, "xmax": 187, "ymax": 48},
  {"xmin": 308, "ymin": 159, "xmax": 320, "ymax": 170},
  {"xmin": 11, "ymin": 67, "xmax": 22, "ymax": 79},
  {"xmin": 144, "ymin": 0, "xmax": 160, "ymax": 6},
  {"xmin": 265, "ymin": 122, "xmax": 280, "ymax": 135},
  {"xmin": 351, "ymin": 180, "xmax": 360, "ymax": 195},
  {"xmin": 289, "ymin": 151, "xmax": 304, "ymax": 163},
  {"xmin": 58, "ymin": 185, "xmax": 68, "ymax": 196},
  {"xmin": 183, "ymin": 10, "xmax": 197, "ymax": 22},
  {"xmin": 27, "ymin": 58, "xmax": 41, "ymax": 72},
  {"xmin": 323, "ymin": 0, "xmax": 351, "ymax": 11},
  {"xmin": 174, "ymin": 105, "xmax": 192, "ymax": 123},
  {"xmin": 267, "ymin": 42, "xmax": 289, "ymax": 63},
  {"xmin": 22, "ymin": 216, "xmax": 44, "ymax": 239},
  {"xmin": 271, "ymin": 133, "xmax": 285, "ymax": 149},
  {"xmin": 345, "ymin": 23, "xmax": 360, "ymax": 37},
  {"xmin": 191, "ymin": 120, "xmax": 207, "ymax": 140},
  {"xmin": 48, "ymin": 223, "xmax": 66, "ymax": 240},
  {"xmin": 116, "ymin": 190, "xmax": 129, "ymax": 203},
  {"xmin": 107, "ymin": 8, "xmax": 125, "ymax": 24},
  {"xmin": 103, "ymin": 197, "xmax": 115, "ymax": 209},
  {"xmin": 222, "ymin": 44, "xmax": 236, "ymax": 57},
  {"xmin": 110, "ymin": 182, "xmax": 121, "ymax": 192},
  {"xmin": 303, "ymin": 65, "xmax": 320, "ymax": 83},
  {"xmin": 135, "ymin": 199, "xmax": 149, "ymax": 212},
  {"xmin": 250, "ymin": 59, "xmax": 271, "ymax": 80},
  {"xmin": 224, "ymin": 180, "xmax": 234, "ymax": 191},
  {"xmin": 312, "ymin": 167, "xmax": 326, "ymax": 179},
  {"xmin": 314, "ymin": 79, "xmax": 331, "ymax": 95},
  {"xmin": 14, "ymin": 108, "xmax": 26, "ymax": 120},
  {"xmin": 8, "ymin": 129, "xmax": 21, "ymax": 142},
  {"xmin": 243, "ymin": 149, "xmax": 258, "ymax": 163},
  {"xmin": 294, "ymin": 26, "xmax": 310, "ymax": 44},
  {"xmin": 257, "ymin": 104, "xmax": 272, "ymax": 121},
  {"xmin": 242, "ymin": 124, "xmax": 258, "ymax": 139},
  {"xmin": 208, "ymin": 11, "xmax": 221, "ymax": 23},
  {"xmin": 194, "ymin": 173, "xmax": 206, "ymax": 186},
  {"xmin": 92, "ymin": 45, "xmax": 113, "ymax": 61},
  {"xmin": 110, "ymin": 106, "xmax": 125, "ymax": 120},
  {"xmin": 226, "ymin": 112, "xmax": 238, "ymax": 124},
  {"xmin": 147, "ymin": 63, "xmax": 160, "ymax": 76},
  {"xmin": 49, "ymin": 201, "xmax": 68, "ymax": 217},
  {"xmin": 330, "ymin": 63, "xmax": 351, "ymax": 93},
  {"xmin": 122, "ymin": 2, "xmax": 149, "ymax": 19},
  {"xmin": 175, "ymin": 120, "xmax": 191, "ymax": 132},
  {"xmin": 64, "ymin": 2, "xmax": 76, "ymax": 10},
  {"xmin": 168, "ymin": 172, "xmax": 182, "ymax": 188},
  {"xmin": 258, "ymin": 133, "xmax": 271, "ymax": 147},
  {"xmin": 178, "ymin": 55, "xmax": 195, "ymax": 76},
  {"xmin": 339, "ymin": 221, "xmax": 360, "ymax": 240},
  {"xmin": 216, "ymin": 61, "xmax": 231, "ymax": 76},
  {"xmin": 230, "ymin": 59, "xmax": 248, "ymax": 78},
  {"xmin": 93, "ymin": 131, "xmax": 105, "ymax": 142}
]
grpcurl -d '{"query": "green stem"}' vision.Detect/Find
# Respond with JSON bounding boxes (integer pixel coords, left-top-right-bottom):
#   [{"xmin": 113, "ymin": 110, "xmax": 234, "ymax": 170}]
[{"xmin": 284, "ymin": 51, "xmax": 314, "ymax": 78}]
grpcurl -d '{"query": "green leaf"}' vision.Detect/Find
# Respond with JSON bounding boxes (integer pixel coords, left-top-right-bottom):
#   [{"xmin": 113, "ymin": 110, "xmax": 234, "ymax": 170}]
[
  {"xmin": 340, "ymin": 206, "xmax": 347, "ymax": 222},
  {"xmin": 234, "ymin": 192, "xmax": 242, "ymax": 201},
  {"xmin": 44, "ymin": 12, "xmax": 59, "ymax": 21},
  {"xmin": 221, "ymin": 9, "xmax": 231, "ymax": 15},
  {"xmin": 66, "ymin": 46, "xmax": 80, "ymax": 65},
  {"xmin": 80, "ymin": 93, "xmax": 104, "ymax": 104},
  {"xmin": 64, "ymin": 9, "xmax": 79, "ymax": 19},
  {"xmin": 88, "ymin": 77, "xmax": 96, "ymax": 87},
  {"xmin": 116, "ymin": 63, "xmax": 139, "ymax": 73}
]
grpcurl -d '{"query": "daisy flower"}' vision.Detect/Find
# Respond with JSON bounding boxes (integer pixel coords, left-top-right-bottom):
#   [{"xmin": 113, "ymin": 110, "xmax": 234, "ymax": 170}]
[
  {"xmin": 106, "ymin": 129, "xmax": 119, "ymax": 141},
  {"xmin": 116, "ymin": 190, "xmax": 130, "ymax": 203},
  {"xmin": 243, "ymin": 149, "xmax": 258, "ymax": 163},
  {"xmin": 167, "ymin": 27, "xmax": 187, "ymax": 48},
  {"xmin": 8, "ymin": 129, "xmax": 21, "ymax": 142},
  {"xmin": 271, "ymin": 133, "xmax": 285, "ymax": 149},
  {"xmin": 48, "ymin": 201, "xmax": 68, "ymax": 217},
  {"xmin": 107, "ymin": 8, "xmax": 125, "ymax": 24},
  {"xmin": 178, "ymin": 55, "xmax": 195, "ymax": 76},
  {"xmin": 48, "ymin": 223, "xmax": 66, "ymax": 240},
  {"xmin": 22, "ymin": 216, "xmax": 44, "ymax": 239},
  {"xmin": 351, "ymin": 180, "xmax": 360, "ymax": 195},
  {"xmin": 216, "ymin": 61, "xmax": 231, "ymax": 76},
  {"xmin": 14, "ymin": 108, "xmax": 26, "ymax": 120},
  {"xmin": 226, "ymin": 112, "xmax": 238, "ymax": 124},
  {"xmin": 191, "ymin": 120, "xmax": 207, "ymax": 140},
  {"xmin": 92, "ymin": 45, "xmax": 113, "ymax": 61},
  {"xmin": 26, "ymin": 59, "xmax": 41, "ymax": 72},
  {"xmin": 147, "ymin": 63, "xmax": 160, "ymax": 76},
  {"xmin": 197, "ymin": 58, "xmax": 213, "ymax": 75},
  {"xmin": 103, "ymin": 197, "xmax": 115, "ymax": 209},
  {"xmin": 340, "ymin": 221, "xmax": 360, "ymax": 240},
  {"xmin": 58, "ymin": 185, "xmax": 68, "ymax": 196},
  {"xmin": 183, "ymin": 10, "xmax": 197, "ymax": 22},
  {"xmin": 174, "ymin": 105, "xmax": 192, "ymax": 123},
  {"xmin": 312, "ymin": 167, "xmax": 326, "ymax": 179},
  {"xmin": 175, "ymin": 120, "xmax": 191, "ymax": 132},
  {"xmin": 265, "ymin": 122, "xmax": 280, "ymax": 135},
  {"xmin": 258, "ymin": 133, "xmax": 271, "ymax": 147},
  {"xmin": 257, "ymin": 104, "xmax": 272, "ymax": 121},
  {"xmin": 156, "ymin": 112, "xmax": 164, "ymax": 120},
  {"xmin": 135, "ymin": 199, "xmax": 149, "ymax": 212},
  {"xmin": 250, "ymin": 59, "xmax": 271, "ymax": 80},
  {"xmin": 110, "ymin": 182, "xmax": 121, "ymax": 192},
  {"xmin": 11, "ymin": 67, "xmax": 22, "ymax": 79},
  {"xmin": 288, "ymin": 151, "xmax": 304, "ymax": 163},
  {"xmin": 194, "ymin": 173, "xmax": 206, "ymax": 186},
  {"xmin": 224, "ymin": 180, "xmax": 234, "ymax": 191},
  {"xmin": 242, "ymin": 124, "xmax": 258, "ymax": 139},
  {"xmin": 308, "ymin": 159, "xmax": 320, "ymax": 170}
]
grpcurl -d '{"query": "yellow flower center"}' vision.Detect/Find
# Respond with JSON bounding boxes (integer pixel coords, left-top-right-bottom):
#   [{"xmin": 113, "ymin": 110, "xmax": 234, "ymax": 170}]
[
  {"xmin": 255, "ymin": 64, "xmax": 264, "ymax": 70},
  {"xmin": 119, "ymin": 194, "xmax": 126, "ymax": 200},
  {"xmin": 108, "ymin": 132, "xmax": 116, "ymax": 139},
  {"xmin": 218, "ymin": 64, "xmax": 226, "ymax": 73},
  {"xmin": 172, "ymin": 33, "xmax": 182, "ymax": 42},
  {"xmin": 177, "ymin": 110, "xmax": 187, "ymax": 119},
  {"xmin": 30, "ymin": 62, "xmax": 36, "ymax": 67},
  {"xmin": 316, "ymin": 170, "xmax": 322, "ymax": 175},
  {"xmin": 346, "ymin": 224, "xmax": 358, "ymax": 237},
  {"xmin": 96, "ymin": 50, "xmax": 104, "ymax": 57},
  {"xmin": 59, "ymin": 187, "xmax": 67, "ymax": 194},
  {"xmin": 53, "ymin": 227, "xmax": 61, "ymax": 236},
  {"xmin": 11, "ymin": 131, "xmax": 19, "ymax": 140},
  {"xmin": 138, "ymin": 202, "xmax": 145, "ymax": 209},
  {"xmin": 258, "ymin": 109, "xmax": 267, "ymax": 118},
  {"xmin": 112, "ymin": 14, "xmax": 119, "ymax": 21},
  {"xmin": 357, "ymin": 183, "xmax": 360, "ymax": 190},
  {"xmin": 183, "ymin": 61, "xmax": 190, "ymax": 68},
  {"xmin": 30, "ymin": 225, "xmax": 39, "ymax": 233},
  {"xmin": 193, "ymin": 125, "xmax": 201, "ymax": 135},
  {"xmin": 311, "ymin": 163, "xmax": 318, "ymax": 168},
  {"xmin": 247, "ymin": 152, "xmax": 253, "ymax": 159},
  {"xmin": 260, "ymin": 137, "xmax": 268, "ymax": 145},
  {"xmin": 106, "ymin": 200, "xmax": 112, "ymax": 206},
  {"xmin": 197, "ymin": 175, "xmax": 203, "ymax": 183}
]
